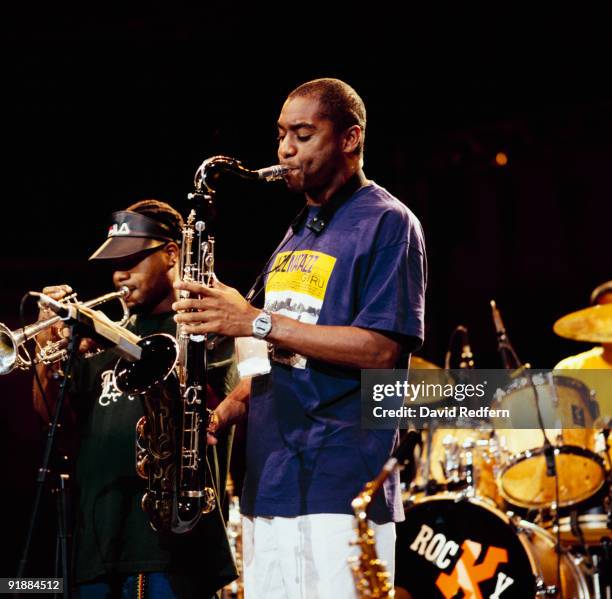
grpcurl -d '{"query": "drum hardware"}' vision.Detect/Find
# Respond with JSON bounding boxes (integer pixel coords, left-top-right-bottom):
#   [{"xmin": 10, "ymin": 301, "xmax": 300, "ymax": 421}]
[
  {"xmin": 424, "ymin": 422, "xmax": 435, "ymax": 495},
  {"xmin": 534, "ymin": 580, "xmax": 559, "ymax": 596},
  {"xmin": 590, "ymin": 554, "xmax": 604, "ymax": 599},
  {"xmin": 597, "ymin": 429, "xmax": 612, "ymax": 470},
  {"xmin": 550, "ymin": 372, "xmax": 560, "ymax": 407},
  {"xmin": 419, "ymin": 428, "xmax": 503, "ymax": 504},
  {"xmin": 490, "ymin": 299, "xmax": 522, "ymax": 370}
]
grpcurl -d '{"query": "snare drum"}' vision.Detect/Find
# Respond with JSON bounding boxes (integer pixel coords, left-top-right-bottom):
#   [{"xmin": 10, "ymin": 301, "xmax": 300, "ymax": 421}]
[
  {"xmin": 395, "ymin": 494, "xmax": 589, "ymax": 598},
  {"xmin": 492, "ymin": 375, "xmax": 605, "ymax": 509}
]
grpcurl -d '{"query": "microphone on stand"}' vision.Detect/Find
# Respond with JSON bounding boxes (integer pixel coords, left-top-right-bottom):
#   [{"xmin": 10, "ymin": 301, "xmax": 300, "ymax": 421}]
[
  {"xmin": 30, "ymin": 292, "xmax": 74, "ymax": 321},
  {"xmin": 490, "ymin": 300, "xmax": 520, "ymax": 370},
  {"xmin": 444, "ymin": 325, "xmax": 475, "ymax": 369}
]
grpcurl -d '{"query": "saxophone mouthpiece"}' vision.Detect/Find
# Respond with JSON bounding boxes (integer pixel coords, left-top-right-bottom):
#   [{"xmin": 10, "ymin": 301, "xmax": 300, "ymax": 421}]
[{"xmin": 256, "ymin": 164, "xmax": 290, "ymax": 181}]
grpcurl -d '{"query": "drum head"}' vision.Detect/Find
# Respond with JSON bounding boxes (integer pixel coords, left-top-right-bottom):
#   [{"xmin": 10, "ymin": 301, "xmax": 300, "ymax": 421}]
[
  {"xmin": 395, "ymin": 495, "xmax": 536, "ymax": 598},
  {"xmin": 499, "ymin": 445, "xmax": 605, "ymax": 509}
]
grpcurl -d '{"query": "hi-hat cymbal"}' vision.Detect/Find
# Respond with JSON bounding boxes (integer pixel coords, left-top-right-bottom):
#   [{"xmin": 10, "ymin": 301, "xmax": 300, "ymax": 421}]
[
  {"xmin": 410, "ymin": 356, "xmax": 441, "ymax": 369},
  {"xmin": 553, "ymin": 303, "xmax": 612, "ymax": 343}
]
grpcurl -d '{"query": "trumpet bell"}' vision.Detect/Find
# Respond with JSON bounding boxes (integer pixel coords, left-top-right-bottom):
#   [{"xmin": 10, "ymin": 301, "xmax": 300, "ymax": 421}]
[
  {"xmin": 114, "ymin": 333, "xmax": 178, "ymax": 395},
  {"xmin": 0, "ymin": 323, "xmax": 19, "ymax": 375}
]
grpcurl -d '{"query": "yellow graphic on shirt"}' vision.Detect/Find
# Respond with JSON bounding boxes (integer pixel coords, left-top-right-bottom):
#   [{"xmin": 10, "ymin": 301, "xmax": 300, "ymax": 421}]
[
  {"xmin": 265, "ymin": 250, "xmax": 337, "ymax": 368},
  {"xmin": 266, "ymin": 250, "xmax": 336, "ymax": 301}
]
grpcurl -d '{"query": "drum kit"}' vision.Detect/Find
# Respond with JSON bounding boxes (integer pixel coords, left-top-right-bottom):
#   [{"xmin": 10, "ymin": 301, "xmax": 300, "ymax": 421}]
[{"xmin": 395, "ymin": 304, "xmax": 612, "ymax": 599}]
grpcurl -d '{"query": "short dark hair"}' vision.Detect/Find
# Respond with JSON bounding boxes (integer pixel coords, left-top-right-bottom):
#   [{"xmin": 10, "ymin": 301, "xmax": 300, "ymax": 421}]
[
  {"xmin": 287, "ymin": 78, "xmax": 366, "ymax": 156},
  {"xmin": 126, "ymin": 199, "xmax": 184, "ymax": 242},
  {"xmin": 590, "ymin": 280, "xmax": 612, "ymax": 305}
]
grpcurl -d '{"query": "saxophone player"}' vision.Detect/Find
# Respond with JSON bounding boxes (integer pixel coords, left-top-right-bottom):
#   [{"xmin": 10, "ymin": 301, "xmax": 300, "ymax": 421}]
[
  {"xmin": 33, "ymin": 200, "xmax": 241, "ymax": 599},
  {"xmin": 175, "ymin": 79, "xmax": 427, "ymax": 599}
]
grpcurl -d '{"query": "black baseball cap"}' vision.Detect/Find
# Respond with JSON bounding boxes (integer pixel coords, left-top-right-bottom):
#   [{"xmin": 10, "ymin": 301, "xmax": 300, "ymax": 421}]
[{"xmin": 89, "ymin": 210, "xmax": 179, "ymax": 261}]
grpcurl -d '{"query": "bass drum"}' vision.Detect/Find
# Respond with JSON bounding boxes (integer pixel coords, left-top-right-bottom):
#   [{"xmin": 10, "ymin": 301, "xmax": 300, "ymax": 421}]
[{"xmin": 395, "ymin": 494, "xmax": 589, "ymax": 598}]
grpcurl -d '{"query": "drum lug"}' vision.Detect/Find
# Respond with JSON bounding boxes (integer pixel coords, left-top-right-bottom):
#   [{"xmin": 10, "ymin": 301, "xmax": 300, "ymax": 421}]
[
  {"xmin": 507, "ymin": 512, "xmax": 531, "ymax": 536},
  {"xmin": 535, "ymin": 579, "xmax": 558, "ymax": 596}
]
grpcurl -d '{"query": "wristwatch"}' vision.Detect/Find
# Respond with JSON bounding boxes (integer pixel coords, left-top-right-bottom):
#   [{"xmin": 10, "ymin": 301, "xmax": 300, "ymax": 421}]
[{"xmin": 252, "ymin": 309, "xmax": 273, "ymax": 339}]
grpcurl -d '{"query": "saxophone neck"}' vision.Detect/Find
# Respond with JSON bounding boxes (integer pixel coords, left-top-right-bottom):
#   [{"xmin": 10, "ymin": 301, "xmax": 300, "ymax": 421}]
[
  {"xmin": 194, "ymin": 156, "xmax": 258, "ymax": 193},
  {"xmin": 193, "ymin": 155, "xmax": 290, "ymax": 194}
]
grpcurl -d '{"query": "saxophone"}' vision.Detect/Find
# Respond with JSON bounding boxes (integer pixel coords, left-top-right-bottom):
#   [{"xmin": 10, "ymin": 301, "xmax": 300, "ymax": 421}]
[
  {"xmin": 135, "ymin": 209, "xmax": 217, "ymax": 534},
  {"xmin": 350, "ymin": 431, "xmax": 420, "ymax": 598},
  {"xmin": 350, "ymin": 487, "xmax": 395, "ymax": 599},
  {"xmin": 135, "ymin": 156, "xmax": 288, "ymax": 534}
]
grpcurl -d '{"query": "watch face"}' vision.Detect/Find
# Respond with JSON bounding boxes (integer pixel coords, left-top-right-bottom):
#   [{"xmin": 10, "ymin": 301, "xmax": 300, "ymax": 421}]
[{"xmin": 253, "ymin": 312, "xmax": 272, "ymax": 338}]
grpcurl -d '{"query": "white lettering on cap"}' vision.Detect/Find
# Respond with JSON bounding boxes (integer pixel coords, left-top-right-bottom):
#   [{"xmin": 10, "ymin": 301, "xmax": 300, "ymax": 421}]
[{"xmin": 108, "ymin": 223, "xmax": 131, "ymax": 237}]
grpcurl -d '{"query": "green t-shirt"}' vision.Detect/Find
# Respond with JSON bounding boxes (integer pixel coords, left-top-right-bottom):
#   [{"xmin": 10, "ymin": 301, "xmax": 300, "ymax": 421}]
[{"xmin": 70, "ymin": 312, "xmax": 237, "ymax": 596}]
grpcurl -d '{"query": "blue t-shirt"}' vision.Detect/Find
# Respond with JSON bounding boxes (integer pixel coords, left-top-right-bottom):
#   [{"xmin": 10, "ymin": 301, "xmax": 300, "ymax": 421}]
[{"xmin": 241, "ymin": 182, "xmax": 427, "ymax": 523}]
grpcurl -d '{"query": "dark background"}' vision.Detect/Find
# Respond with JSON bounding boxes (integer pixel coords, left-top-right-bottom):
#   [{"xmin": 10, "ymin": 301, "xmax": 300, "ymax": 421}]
[{"xmin": 1, "ymin": 17, "xmax": 611, "ymax": 576}]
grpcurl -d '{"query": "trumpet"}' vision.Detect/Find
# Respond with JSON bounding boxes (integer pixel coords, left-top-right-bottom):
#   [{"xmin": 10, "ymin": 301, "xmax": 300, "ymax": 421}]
[{"xmin": 0, "ymin": 287, "xmax": 130, "ymax": 375}]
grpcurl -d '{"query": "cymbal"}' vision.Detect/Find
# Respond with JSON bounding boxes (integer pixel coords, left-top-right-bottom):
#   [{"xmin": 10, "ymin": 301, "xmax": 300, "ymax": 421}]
[
  {"xmin": 408, "ymin": 355, "xmax": 450, "ymax": 405},
  {"xmin": 410, "ymin": 356, "xmax": 441, "ymax": 369},
  {"xmin": 553, "ymin": 303, "xmax": 612, "ymax": 343}
]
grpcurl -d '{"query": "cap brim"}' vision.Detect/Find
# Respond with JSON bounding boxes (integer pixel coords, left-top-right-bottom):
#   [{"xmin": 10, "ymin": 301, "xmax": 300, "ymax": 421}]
[{"xmin": 89, "ymin": 237, "xmax": 167, "ymax": 260}]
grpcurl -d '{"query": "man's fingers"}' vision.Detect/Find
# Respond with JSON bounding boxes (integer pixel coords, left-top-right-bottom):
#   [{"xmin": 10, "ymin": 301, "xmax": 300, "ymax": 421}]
[
  {"xmin": 41, "ymin": 284, "xmax": 73, "ymax": 299},
  {"xmin": 79, "ymin": 338, "xmax": 99, "ymax": 354},
  {"xmin": 172, "ymin": 297, "xmax": 217, "ymax": 312},
  {"xmin": 174, "ymin": 280, "xmax": 220, "ymax": 296},
  {"xmin": 174, "ymin": 322, "xmax": 217, "ymax": 335},
  {"xmin": 174, "ymin": 309, "xmax": 222, "ymax": 324}
]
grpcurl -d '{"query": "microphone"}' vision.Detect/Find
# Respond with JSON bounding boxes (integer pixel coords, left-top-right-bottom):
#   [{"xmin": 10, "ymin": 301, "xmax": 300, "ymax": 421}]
[
  {"xmin": 490, "ymin": 300, "xmax": 519, "ymax": 369},
  {"xmin": 457, "ymin": 325, "xmax": 474, "ymax": 369},
  {"xmin": 256, "ymin": 164, "xmax": 290, "ymax": 181},
  {"xmin": 31, "ymin": 292, "xmax": 74, "ymax": 321}
]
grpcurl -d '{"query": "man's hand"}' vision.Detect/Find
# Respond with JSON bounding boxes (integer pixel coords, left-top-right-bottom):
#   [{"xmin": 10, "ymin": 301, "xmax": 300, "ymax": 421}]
[
  {"xmin": 172, "ymin": 279, "xmax": 260, "ymax": 338},
  {"xmin": 36, "ymin": 285, "xmax": 73, "ymax": 345},
  {"xmin": 36, "ymin": 284, "xmax": 98, "ymax": 355},
  {"xmin": 206, "ymin": 379, "xmax": 251, "ymax": 445}
]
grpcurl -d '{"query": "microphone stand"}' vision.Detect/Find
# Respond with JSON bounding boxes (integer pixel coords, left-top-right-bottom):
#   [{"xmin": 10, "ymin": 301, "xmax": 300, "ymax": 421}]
[
  {"xmin": 490, "ymin": 300, "xmax": 564, "ymax": 599},
  {"xmin": 18, "ymin": 322, "xmax": 80, "ymax": 599}
]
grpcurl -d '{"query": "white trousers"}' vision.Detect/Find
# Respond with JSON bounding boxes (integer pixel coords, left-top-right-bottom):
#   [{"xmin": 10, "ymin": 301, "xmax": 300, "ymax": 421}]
[{"xmin": 242, "ymin": 514, "xmax": 395, "ymax": 599}]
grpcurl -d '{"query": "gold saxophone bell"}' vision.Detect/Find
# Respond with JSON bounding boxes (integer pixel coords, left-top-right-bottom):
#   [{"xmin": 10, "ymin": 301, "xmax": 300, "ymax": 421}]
[{"xmin": 0, "ymin": 287, "xmax": 131, "ymax": 375}]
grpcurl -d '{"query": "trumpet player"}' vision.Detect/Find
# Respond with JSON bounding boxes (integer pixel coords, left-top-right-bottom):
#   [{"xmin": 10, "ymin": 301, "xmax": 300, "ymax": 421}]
[
  {"xmin": 33, "ymin": 200, "xmax": 241, "ymax": 599},
  {"xmin": 174, "ymin": 79, "xmax": 427, "ymax": 599}
]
